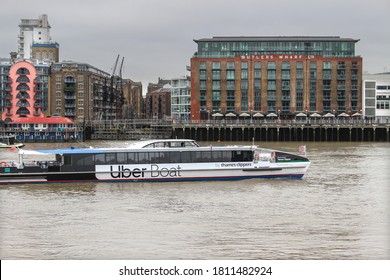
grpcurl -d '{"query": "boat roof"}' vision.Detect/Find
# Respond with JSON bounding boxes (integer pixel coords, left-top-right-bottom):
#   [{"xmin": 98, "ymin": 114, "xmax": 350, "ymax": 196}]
[{"xmin": 18, "ymin": 139, "xmax": 258, "ymax": 155}]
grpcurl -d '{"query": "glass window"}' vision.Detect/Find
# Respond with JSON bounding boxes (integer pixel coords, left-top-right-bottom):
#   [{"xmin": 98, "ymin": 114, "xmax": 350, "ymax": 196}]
[
  {"xmin": 241, "ymin": 62, "xmax": 248, "ymax": 69},
  {"xmin": 241, "ymin": 70, "xmax": 248, "ymax": 79},
  {"xmin": 212, "ymin": 62, "xmax": 220, "ymax": 69},
  {"xmin": 268, "ymin": 62, "xmax": 276, "ymax": 69},
  {"xmin": 138, "ymin": 152, "xmax": 149, "ymax": 163},
  {"xmin": 227, "ymin": 62, "xmax": 235, "ymax": 69},
  {"xmin": 105, "ymin": 153, "xmax": 116, "ymax": 164},
  {"xmin": 117, "ymin": 153, "xmax": 127, "ymax": 163},
  {"xmin": 282, "ymin": 62, "xmax": 290, "ymax": 69},
  {"xmin": 181, "ymin": 151, "xmax": 192, "ymax": 163}
]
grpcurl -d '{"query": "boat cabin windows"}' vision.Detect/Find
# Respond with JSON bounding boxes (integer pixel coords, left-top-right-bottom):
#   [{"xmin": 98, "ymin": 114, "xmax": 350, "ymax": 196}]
[
  {"xmin": 142, "ymin": 140, "xmax": 199, "ymax": 148},
  {"xmin": 61, "ymin": 149, "xmax": 254, "ymax": 167}
]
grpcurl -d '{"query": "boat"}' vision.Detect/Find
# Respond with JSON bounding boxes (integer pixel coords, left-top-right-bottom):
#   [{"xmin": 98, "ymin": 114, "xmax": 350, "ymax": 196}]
[
  {"xmin": 0, "ymin": 139, "xmax": 310, "ymax": 184},
  {"xmin": 0, "ymin": 135, "xmax": 24, "ymax": 149}
]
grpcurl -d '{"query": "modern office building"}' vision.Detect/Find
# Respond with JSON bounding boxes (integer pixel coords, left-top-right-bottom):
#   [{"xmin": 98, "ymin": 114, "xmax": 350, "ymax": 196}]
[
  {"xmin": 17, "ymin": 14, "xmax": 59, "ymax": 62},
  {"xmin": 363, "ymin": 72, "xmax": 390, "ymax": 122},
  {"xmin": 1, "ymin": 59, "xmax": 50, "ymax": 122},
  {"xmin": 171, "ymin": 75, "xmax": 191, "ymax": 122},
  {"xmin": 190, "ymin": 36, "xmax": 363, "ymax": 120},
  {"xmin": 50, "ymin": 61, "xmax": 121, "ymax": 121}
]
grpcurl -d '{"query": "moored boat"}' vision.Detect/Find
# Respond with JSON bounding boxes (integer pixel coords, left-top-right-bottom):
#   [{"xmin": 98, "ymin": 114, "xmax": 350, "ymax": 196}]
[
  {"xmin": 0, "ymin": 139, "xmax": 310, "ymax": 184},
  {"xmin": 0, "ymin": 135, "xmax": 24, "ymax": 149}
]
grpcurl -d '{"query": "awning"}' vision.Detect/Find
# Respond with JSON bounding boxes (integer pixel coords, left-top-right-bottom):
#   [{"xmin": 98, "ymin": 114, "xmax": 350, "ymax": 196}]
[
  {"xmin": 253, "ymin": 112, "xmax": 264, "ymax": 117},
  {"xmin": 239, "ymin": 112, "xmax": 250, "ymax": 117},
  {"xmin": 296, "ymin": 112, "xmax": 307, "ymax": 117},
  {"xmin": 225, "ymin": 112, "xmax": 236, "ymax": 117},
  {"xmin": 309, "ymin": 113, "xmax": 322, "ymax": 118},
  {"xmin": 212, "ymin": 112, "xmax": 223, "ymax": 117},
  {"xmin": 323, "ymin": 113, "xmax": 335, "ymax": 117},
  {"xmin": 338, "ymin": 112, "xmax": 350, "ymax": 117},
  {"xmin": 267, "ymin": 112, "xmax": 278, "ymax": 117}
]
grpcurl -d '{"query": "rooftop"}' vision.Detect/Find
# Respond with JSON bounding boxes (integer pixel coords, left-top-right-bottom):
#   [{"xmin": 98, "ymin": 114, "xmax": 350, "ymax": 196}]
[{"xmin": 194, "ymin": 36, "xmax": 359, "ymax": 43}]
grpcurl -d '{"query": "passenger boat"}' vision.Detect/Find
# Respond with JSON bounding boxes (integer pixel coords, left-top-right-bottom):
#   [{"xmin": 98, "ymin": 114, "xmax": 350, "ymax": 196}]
[{"xmin": 0, "ymin": 139, "xmax": 310, "ymax": 184}]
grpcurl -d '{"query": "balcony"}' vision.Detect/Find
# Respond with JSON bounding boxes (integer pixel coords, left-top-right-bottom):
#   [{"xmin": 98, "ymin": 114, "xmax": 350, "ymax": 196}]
[
  {"xmin": 64, "ymin": 86, "xmax": 76, "ymax": 92},
  {"xmin": 5, "ymin": 93, "xmax": 13, "ymax": 99},
  {"xmin": 5, "ymin": 102, "xmax": 13, "ymax": 107},
  {"xmin": 65, "ymin": 103, "xmax": 75, "ymax": 108},
  {"xmin": 5, "ymin": 85, "xmax": 12, "ymax": 92},
  {"xmin": 65, "ymin": 111, "xmax": 75, "ymax": 117},
  {"xmin": 34, "ymin": 77, "xmax": 42, "ymax": 83},
  {"xmin": 267, "ymin": 96, "xmax": 276, "ymax": 101},
  {"xmin": 34, "ymin": 94, "xmax": 42, "ymax": 100},
  {"xmin": 337, "ymin": 96, "xmax": 346, "ymax": 101},
  {"xmin": 34, "ymin": 86, "xmax": 42, "ymax": 92},
  {"xmin": 65, "ymin": 94, "xmax": 76, "ymax": 100}
]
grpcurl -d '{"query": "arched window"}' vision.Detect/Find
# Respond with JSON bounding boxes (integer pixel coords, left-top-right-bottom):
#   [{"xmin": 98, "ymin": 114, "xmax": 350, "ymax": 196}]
[
  {"xmin": 16, "ymin": 91, "xmax": 30, "ymax": 99},
  {"xmin": 16, "ymin": 68, "xmax": 30, "ymax": 75},
  {"xmin": 16, "ymin": 84, "xmax": 30, "ymax": 91},
  {"xmin": 16, "ymin": 100, "xmax": 30, "ymax": 107},
  {"xmin": 16, "ymin": 107, "xmax": 30, "ymax": 115},
  {"xmin": 16, "ymin": 75, "xmax": 30, "ymax": 83}
]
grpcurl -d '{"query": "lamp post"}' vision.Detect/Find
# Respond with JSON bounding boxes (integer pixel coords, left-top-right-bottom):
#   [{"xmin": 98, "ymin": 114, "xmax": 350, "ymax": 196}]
[{"xmin": 250, "ymin": 109, "xmax": 253, "ymax": 124}]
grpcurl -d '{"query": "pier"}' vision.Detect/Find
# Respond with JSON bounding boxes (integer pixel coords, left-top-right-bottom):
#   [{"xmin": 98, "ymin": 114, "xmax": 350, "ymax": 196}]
[
  {"xmin": 1, "ymin": 119, "xmax": 389, "ymax": 142},
  {"xmin": 172, "ymin": 119, "xmax": 390, "ymax": 142}
]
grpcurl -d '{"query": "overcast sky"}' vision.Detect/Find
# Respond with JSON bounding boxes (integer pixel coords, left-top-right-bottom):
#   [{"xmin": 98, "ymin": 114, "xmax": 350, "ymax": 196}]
[{"xmin": 1, "ymin": 0, "xmax": 389, "ymax": 92}]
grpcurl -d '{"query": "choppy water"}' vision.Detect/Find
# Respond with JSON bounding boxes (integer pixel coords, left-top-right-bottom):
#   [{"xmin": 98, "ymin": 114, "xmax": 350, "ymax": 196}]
[{"xmin": 0, "ymin": 141, "xmax": 389, "ymax": 259}]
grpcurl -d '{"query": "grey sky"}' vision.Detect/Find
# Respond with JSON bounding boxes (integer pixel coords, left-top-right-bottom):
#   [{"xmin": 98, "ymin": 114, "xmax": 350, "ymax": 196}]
[{"xmin": 1, "ymin": 0, "xmax": 389, "ymax": 91}]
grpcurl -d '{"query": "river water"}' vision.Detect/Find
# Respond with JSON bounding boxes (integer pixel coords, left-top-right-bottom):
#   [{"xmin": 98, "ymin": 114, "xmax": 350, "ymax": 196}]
[{"xmin": 0, "ymin": 141, "xmax": 389, "ymax": 259}]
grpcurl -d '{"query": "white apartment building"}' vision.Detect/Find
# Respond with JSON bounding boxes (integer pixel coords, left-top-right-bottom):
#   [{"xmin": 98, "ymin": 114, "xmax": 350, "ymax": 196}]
[
  {"xmin": 171, "ymin": 75, "xmax": 191, "ymax": 122},
  {"xmin": 363, "ymin": 72, "xmax": 390, "ymax": 123},
  {"xmin": 17, "ymin": 14, "xmax": 51, "ymax": 59}
]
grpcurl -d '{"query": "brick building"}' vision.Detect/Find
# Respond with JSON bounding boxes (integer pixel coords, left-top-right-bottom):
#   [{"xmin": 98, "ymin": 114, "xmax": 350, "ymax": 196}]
[
  {"xmin": 190, "ymin": 36, "xmax": 363, "ymax": 120},
  {"xmin": 50, "ymin": 61, "xmax": 121, "ymax": 121},
  {"xmin": 122, "ymin": 79, "xmax": 143, "ymax": 119},
  {"xmin": 145, "ymin": 81, "xmax": 171, "ymax": 120}
]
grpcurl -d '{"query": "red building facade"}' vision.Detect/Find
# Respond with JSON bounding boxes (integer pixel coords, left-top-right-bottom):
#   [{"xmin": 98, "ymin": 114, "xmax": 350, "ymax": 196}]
[{"xmin": 2, "ymin": 61, "xmax": 44, "ymax": 122}]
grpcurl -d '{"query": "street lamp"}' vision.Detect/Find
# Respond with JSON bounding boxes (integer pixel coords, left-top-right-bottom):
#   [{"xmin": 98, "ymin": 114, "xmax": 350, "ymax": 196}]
[{"xmin": 250, "ymin": 109, "xmax": 253, "ymax": 124}]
